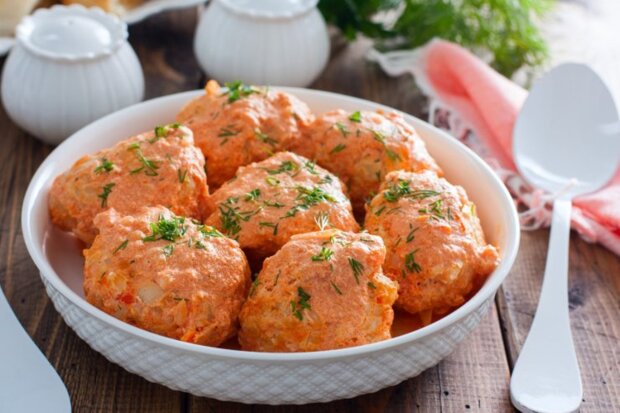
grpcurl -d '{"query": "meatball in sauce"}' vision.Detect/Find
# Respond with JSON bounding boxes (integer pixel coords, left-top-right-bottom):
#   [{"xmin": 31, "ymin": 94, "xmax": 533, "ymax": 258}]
[
  {"xmin": 83, "ymin": 206, "xmax": 251, "ymax": 346},
  {"xmin": 205, "ymin": 151, "xmax": 359, "ymax": 262},
  {"xmin": 365, "ymin": 170, "xmax": 499, "ymax": 322},
  {"xmin": 296, "ymin": 109, "xmax": 440, "ymax": 213},
  {"xmin": 177, "ymin": 80, "xmax": 314, "ymax": 189},
  {"xmin": 239, "ymin": 230, "xmax": 398, "ymax": 352},
  {"xmin": 49, "ymin": 123, "xmax": 209, "ymax": 245}
]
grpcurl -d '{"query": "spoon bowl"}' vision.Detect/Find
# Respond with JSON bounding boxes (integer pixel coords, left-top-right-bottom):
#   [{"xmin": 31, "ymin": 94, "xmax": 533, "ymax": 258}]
[
  {"xmin": 511, "ymin": 63, "xmax": 620, "ymax": 413},
  {"xmin": 513, "ymin": 63, "xmax": 620, "ymax": 197}
]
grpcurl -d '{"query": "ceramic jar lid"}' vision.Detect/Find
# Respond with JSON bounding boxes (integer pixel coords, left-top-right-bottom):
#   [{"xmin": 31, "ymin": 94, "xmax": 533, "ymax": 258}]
[
  {"xmin": 16, "ymin": 5, "xmax": 127, "ymax": 60},
  {"xmin": 219, "ymin": 0, "xmax": 318, "ymax": 18}
]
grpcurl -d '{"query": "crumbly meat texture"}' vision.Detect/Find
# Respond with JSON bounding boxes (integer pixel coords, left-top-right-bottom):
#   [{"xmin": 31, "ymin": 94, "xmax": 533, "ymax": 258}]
[
  {"xmin": 83, "ymin": 206, "xmax": 251, "ymax": 346},
  {"xmin": 238, "ymin": 230, "xmax": 398, "ymax": 352},
  {"xmin": 294, "ymin": 109, "xmax": 441, "ymax": 213},
  {"xmin": 204, "ymin": 151, "xmax": 359, "ymax": 261},
  {"xmin": 176, "ymin": 80, "xmax": 314, "ymax": 188},
  {"xmin": 49, "ymin": 124, "xmax": 209, "ymax": 245},
  {"xmin": 364, "ymin": 170, "xmax": 499, "ymax": 319}
]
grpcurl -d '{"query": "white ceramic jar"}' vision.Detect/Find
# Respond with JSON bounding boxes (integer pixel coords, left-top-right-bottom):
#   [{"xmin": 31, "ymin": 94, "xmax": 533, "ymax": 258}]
[
  {"xmin": 194, "ymin": 0, "xmax": 330, "ymax": 87},
  {"xmin": 1, "ymin": 5, "xmax": 144, "ymax": 145}
]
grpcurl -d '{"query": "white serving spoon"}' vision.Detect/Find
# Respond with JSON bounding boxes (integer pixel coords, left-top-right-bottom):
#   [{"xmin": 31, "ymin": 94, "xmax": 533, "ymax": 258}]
[
  {"xmin": 510, "ymin": 63, "xmax": 620, "ymax": 413},
  {"xmin": 0, "ymin": 287, "xmax": 71, "ymax": 412}
]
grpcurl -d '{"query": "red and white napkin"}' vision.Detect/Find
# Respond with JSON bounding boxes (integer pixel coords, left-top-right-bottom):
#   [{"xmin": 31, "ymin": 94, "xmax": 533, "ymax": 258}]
[{"xmin": 368, "ymin": 39, "xmax": 620, "ymax": 255}]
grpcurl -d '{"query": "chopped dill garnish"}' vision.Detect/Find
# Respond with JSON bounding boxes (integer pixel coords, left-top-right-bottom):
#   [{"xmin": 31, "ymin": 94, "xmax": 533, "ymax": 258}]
[
  {"xmin": 199, "ymin": 225, "xmax": 224, "ymax": 238},
  {"xmin": 113, "ymin": 239, "xmax": 128, "ymax": 254},
  {"xmin": 150, "ymin": 122, "xmax": 180, "ymax": 143},
  {"xmin": 249, "ymin": 277, "xmax": 260, "ymax": 297},
  {"xmin": 295, "ymin": 185, "xmax": 336, "ymax": 206},
  {"xmin": 335, "ymin": 122, "xmax": 349, "ymax": 136},
  {"xmin": 383, "ymin": 180, "xmax": 440, "ymax": 203},
  {"xmin": 217, "ymin": 125, "xmax": 241, "ymax": 145},
  {"xmin": 311, "ymin": 246, "xmax": 334, "ymax": 262},
  {"xmin": 224, "ymin": 80, "xmax": 256, "ymax": 103},
  {"xmin": 219, "ymin": 199, "xmax": 261, "ymax": 237},
  {"xmin": 348, "ymin": 257, "xmax": 364, "ymax": 284},
  {"xmin": 98, "ymin": 183, "xmax": 115, "ymax": 207},
  {"xmin": 314, "ymin": 211, "xmax": 330, "ymax": 231},
  {"xmin": 374, "ymin": 205, "xmax": 386, "ymax": 216},
  {"xmin": 290, "ymin": 287, "xmax": 311, "ymax": 320},
  {"xmin": 259, "ymin": 221, "xmax": 279, "ymax": 235},
  {"xmin": 330, "ymin": 143, "xmax": 346, "ymax": 154},
  {"xmin": 331, "ymin": 281, "xmax": 343, "ymax": 295},
  {"xmin": 177, "ymin": 169, "xmax": 187, "ymax": 183},
  {"xmin": 318, "ymin": 174, "xmax": 333, "ymax": 184},
  {"xmin": 162, "ymin": 244, "xmax": 174, "ymax": 257},
  {"xmin": 143, "ymin": 215, "xmax": 187, "ymax": 242},
  {"xmin": 265, "ymin": 160, "xmax": 299, "ymax": 175},
  {"xmin": 265, "ymin": 176, "xmax": 280, "ymax": 187},
  {"xmin": 406, "ymin": 224, "xmax": 418, "ymax": 243},
  {"xmin": 349, "ymin": 111, "xmax": 362, "ymax": 122},
  {"xmin": 404, "ymin": 249, "xmax": 422, "ymax": 274},
  {"xmin": 129, "ymin": 149, "xmax": 159, "ymax": 176},
  {"xmin": 420, "ymin": 199, "xmax": 446, "ymax": 220},
  {"xmin": 263, "ymin": 199, "xmax": 284, "ymax": 208},
  {"xmin": 94, "ymin": 158, "xmax": 114, "ymax": 174},
  {"xmin": 245, "ymin": 188, "xmax": 261, "ymax": 201},
  {"xmin": 255, "ymin": 128, "xmax": 278, "ymax": 145},
  {"xmin": 303, "ymin": 161, "xmax": 319, "ymax": 175}
]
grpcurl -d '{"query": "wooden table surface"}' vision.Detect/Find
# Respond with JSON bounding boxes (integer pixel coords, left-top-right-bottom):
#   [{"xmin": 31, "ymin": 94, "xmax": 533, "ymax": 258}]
[{"xmin": 1, "ymin": 7, "xmax": 619, "ymax": 413}]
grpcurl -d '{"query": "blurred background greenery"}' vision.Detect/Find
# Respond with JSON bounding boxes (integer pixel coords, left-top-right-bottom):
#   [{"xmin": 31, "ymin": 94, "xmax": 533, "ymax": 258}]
[{"xmin": 318, "ymin": 0, "xmax": 553, "ymax": 77}]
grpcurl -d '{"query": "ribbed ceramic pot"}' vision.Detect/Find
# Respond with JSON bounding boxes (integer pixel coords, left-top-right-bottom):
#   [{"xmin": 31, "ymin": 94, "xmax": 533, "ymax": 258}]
[
  {"xmin": 194, "ymin": 0, "xmax": 330, "ymax": 87},
  {"xmin": 1, "ymin": 5, "xmax": 144, "ymax": 145}
]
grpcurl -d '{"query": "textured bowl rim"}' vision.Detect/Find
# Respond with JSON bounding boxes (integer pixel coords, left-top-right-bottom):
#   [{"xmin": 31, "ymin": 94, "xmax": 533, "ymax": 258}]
[{"xmin": 22, "ymin": 88, "xmax": 520, "ymax": 362}]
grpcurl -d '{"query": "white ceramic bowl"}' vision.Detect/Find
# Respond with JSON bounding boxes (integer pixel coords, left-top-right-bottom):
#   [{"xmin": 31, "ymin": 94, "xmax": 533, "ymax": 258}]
[{"xmin": 22, "ymin": 88, "xmax": 520, "ymax": 405}]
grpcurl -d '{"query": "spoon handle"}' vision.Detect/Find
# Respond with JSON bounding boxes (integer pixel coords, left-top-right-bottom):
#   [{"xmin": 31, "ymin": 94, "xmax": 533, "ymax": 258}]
[{"xmin": 510, "ymin": 198, "xmax": 582, "ymax": 413}]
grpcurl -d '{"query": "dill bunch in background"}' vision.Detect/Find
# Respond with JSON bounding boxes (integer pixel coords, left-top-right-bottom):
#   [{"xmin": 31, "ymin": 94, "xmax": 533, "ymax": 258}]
[{"xmin": 318, "ymin": 0, "xmax": 553, "ymax": 77}]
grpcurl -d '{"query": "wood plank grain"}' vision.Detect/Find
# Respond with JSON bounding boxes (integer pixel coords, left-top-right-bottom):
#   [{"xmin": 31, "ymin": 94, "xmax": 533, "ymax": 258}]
[{"xmin": 496, "ymin": 231, "xmax": 620, "ymax": 412}]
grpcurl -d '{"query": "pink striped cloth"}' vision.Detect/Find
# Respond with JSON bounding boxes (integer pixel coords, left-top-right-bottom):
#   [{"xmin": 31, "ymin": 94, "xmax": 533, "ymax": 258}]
[{"xmin": 368, "ymin": 39, "xmax": 620, "ymax": 255}]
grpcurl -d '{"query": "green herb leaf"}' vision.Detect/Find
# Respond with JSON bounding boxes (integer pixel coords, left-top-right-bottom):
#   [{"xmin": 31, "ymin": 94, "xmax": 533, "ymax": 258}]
[
  {"xmin": 404, "ymin": 249, "xmax": 422, "ymax": 274},
  {"xmin": 143, "ymin": 214, "xmax": 187, "ymax": 242},
  {"xmin": 406, "ymin": 224, "xmax": 418, "ymax": 243},
  {"xmin": 249, "ymin": 277, "xmax": 260, "ymax": 297},
  {"xmin": 330, "ymin": 143, "xmax": 346, "ymax": 154},
  {"xmin": 291, "ymin": 287, "xmax": 311, "ymax": 320},
  {"xmin": 94, "ymin": 157, "xmax": 114, "ymax": 174},
  {"xmin": 348, "ymin": 257, "xmax": 364, "ymax": 284},
  {"xmin": 245, "ymin": 188, "xmax": 261, "ymax": 201},
  {"xmin": 335, "ymin": 122, "xmax": 349, "ymax": 136},
  {"xmin": 113, "ymin": 239, "xmax": 128, "ymax": 254},
  {"xmin": 130, "ymin": 149, "xmax": 159, "ymax": 176},
  {"xmin": 349, "ymin": 111, "xmax": 362, "ymax": 122},
  {"xmin": 255, "ymin": 128, "xmax": 278, "ymax": 146},
  {"xmin": 259, "ymin": 221, "xmax": 279, "ymax": 235},
  {"xmin": 331, "ymin": 281, "xmax": 343, "ymax": 295},
  {"xmin": 311, "ymin": 246, "xmax": 334, "ymax": 262},
  {"xmin": 162, "ymin": 244, "xmax": 174, "ymax": 257},
  {"xmin": 383, "ymin": 180, "xmax": 439, "ymax": 203},
  {"xmin": 224, "ymin": 80, "xmax": 257, "ymax": 103},
  {"xmin": 177, "ymin": 169, "xmax": 187, "ymax": 183},
  {"xmin": 98, "ymin": 183, "xmax": 115, "ymax": 207}
]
